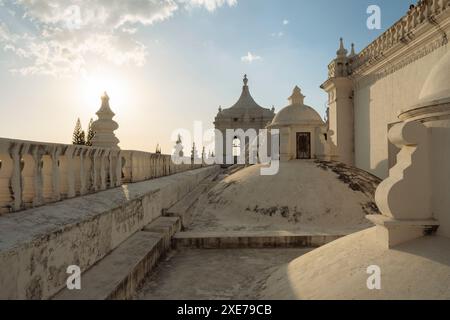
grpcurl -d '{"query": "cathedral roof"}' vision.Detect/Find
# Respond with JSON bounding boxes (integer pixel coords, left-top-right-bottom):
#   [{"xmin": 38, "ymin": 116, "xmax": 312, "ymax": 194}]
[{"xmin": 269, "ymin": 86, "xmax": 324, "ymax": 127}]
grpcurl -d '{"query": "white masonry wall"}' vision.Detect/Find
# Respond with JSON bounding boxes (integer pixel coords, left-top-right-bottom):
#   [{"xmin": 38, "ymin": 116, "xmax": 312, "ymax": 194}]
[{"xmin": 354, "ymin": 43, "xmax": 449, "ymax": 179}]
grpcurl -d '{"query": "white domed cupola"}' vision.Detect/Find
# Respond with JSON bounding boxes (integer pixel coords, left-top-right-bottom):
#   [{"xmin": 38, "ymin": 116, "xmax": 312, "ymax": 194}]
[
  {"xmin": 268, "ymin": 86, "xmax": 334, "ymax": 162},
  {"xmin": 270, "ymin": 86, "xmax": 325, "ymax": 127}
]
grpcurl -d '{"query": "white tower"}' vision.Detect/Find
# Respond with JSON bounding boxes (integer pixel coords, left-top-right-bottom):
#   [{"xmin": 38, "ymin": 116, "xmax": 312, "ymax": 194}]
[
  {"xmin": 320, "ymin": 38, "xmax": 354, "ymax": 165},
  {"xmin": 91, "ymin": 92, "xmax": 120, "ymax": 149}
]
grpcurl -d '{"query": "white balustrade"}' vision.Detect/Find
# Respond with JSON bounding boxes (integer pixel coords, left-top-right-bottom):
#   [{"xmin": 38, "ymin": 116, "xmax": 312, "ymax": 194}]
[{"xmin": 0, "ymin": 138, "xmax": 207, "ymax": 214}]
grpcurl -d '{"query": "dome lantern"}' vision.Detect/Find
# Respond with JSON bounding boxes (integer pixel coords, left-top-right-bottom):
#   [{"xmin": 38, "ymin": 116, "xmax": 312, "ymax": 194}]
[{"xmin": 288, "ymin": 86, "xmax": 305, "ymax": 105}]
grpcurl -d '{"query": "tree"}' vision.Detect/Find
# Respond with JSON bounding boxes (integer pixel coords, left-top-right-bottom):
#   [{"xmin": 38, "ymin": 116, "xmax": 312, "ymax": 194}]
[
  {"xmin": 85, "ymin": 118, "xmax": 95, "ymax": 146},
  {"xmin": 201, "ymin": 146, "xmax": 206, "ymax": 160},
  {"xmin": 72, "ymin": 118, "xmax": 86, "ymax": 145},
  {"xmin": 191, "ymin": 142, "xmax": 199, "ymax": 160}
]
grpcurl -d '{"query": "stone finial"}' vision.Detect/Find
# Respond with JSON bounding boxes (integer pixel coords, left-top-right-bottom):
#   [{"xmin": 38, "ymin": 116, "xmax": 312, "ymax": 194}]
[
  {"xmin": 91, "ymin": 92, "xmax": 120, "ymax": 149},
  {"xmin": 243, "ymin": 74, "xmax": 248, "ymax": 87},
  {"xmin": 375, "ymin": 121, "xmax": 431, "ymax": 220},
  {"xmin": 368, "ymin": 121, "xmax": 438, "ymax": 248},
  {"xmin": 337, "ymin": 37, "xmax": 348, "ymax": 58},
  {"xmin": 288, "ymin": 86, "xmax": 305, "ymax": 105},
  {"xmin": 349, "ymin": 43, "xmax": 356, "ymax": 58}
]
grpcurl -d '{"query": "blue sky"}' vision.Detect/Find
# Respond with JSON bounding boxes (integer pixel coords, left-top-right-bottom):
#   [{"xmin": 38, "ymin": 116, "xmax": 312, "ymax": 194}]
[{"xmin": 0, "ymin": 0, "xmax": 412, "ymax": 152}]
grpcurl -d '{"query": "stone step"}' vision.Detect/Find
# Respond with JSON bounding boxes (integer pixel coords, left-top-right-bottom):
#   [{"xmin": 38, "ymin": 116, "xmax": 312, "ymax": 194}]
[
  {"xmin": 143, "ymin": 216, "xmax": 181, "ymax": 251},
  {"xmin": 53, "ymin": 216, "xmax": 180, "ymax": 300},
  {"xmin": 174, "ymin": 231, "xmax": 344, "ymax": 249},
  {"xmin": 164, "ymin": 171, "xmax": 220, "ymax": 226}
]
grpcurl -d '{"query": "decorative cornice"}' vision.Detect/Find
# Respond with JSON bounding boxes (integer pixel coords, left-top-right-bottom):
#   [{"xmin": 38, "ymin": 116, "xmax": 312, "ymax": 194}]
[
  {"xmin": 353, "ymin": 0, "xmax": 450, "ymax": 74},
  {"xmin": 353, "ymin": 34, "xmax": 448, "ymax": 90}
]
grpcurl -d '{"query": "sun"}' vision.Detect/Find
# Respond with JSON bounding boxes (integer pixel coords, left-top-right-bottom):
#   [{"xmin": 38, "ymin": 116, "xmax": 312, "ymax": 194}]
[{"xmin": 81, "ymin": 71, "xmax": 129, "ymax": 114}]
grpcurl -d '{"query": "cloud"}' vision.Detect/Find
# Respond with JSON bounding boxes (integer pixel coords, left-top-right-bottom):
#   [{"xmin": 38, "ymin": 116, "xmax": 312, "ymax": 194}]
[
  {"xmin": 0, "ymin": 0, "xmax": 238, "ymax": 76},
  {"xmin": 241, "ymin": 52, "xmax": 262, "ymax": 63},
  {"xmin": 182, "ymin": 0, "xmax": 237, "ymax": 12},
  {"xmin": 271, "ymin": 31, "xmax": 284, "ymax": 38},
  {"xmin": 283, "ymin": 19, "xmax": 289, "ymax": 25}
]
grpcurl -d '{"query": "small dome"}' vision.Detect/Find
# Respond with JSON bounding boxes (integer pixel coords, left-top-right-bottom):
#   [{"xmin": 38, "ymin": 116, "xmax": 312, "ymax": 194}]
[
  {"xmin": 270, "ymin": 86, "xmax": 324, "ymax": 127},
  {"xmin": 419, "ymin": 50, "xmax": 450, "ymax": 103}
]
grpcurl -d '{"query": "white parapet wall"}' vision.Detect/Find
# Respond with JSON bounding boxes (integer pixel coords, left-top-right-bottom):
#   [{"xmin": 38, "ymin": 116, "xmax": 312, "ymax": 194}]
[
  {"xmin": 0, "ymin": 138, "xmax": 201, "ymax": 214},
  {"xmin": 0, "ymin": 165, "xmax": 219, "ymax": 299}
]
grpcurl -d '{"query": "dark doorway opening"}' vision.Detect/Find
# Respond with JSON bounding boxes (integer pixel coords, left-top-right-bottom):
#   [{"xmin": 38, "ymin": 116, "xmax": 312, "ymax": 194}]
[{"xmin": 296, "ymin": 132, "xmax": 311, "ymax": 159}]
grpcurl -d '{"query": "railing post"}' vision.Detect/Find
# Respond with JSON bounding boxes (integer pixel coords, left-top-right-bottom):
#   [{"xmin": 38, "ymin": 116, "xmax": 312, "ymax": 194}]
[
  {"xmin": 108, "ymin": 151, "xmax": 114, "ymax": 188},
  {"xmin": 100, "ymin": 150, "xmax": 108, "ymax": 190},
  {"xmin": 115, "ymin": 150, "xmax": 122, "ymax": 187},
  {"xmin": 79, "ymin": 148, "xmax": 88, "ymax": 195},
  {"xmin": 0, "ymin": 140, "xmax": 14, "ymax": 214},
  {"xmin": 31, "ymin": 145, "xmax": 44, "ymax": 207},
  {"xmin": 10, "ymin": 143, "xmax": 22, "ymax": 211},
  {"xmin": 51, "ymin": 146, "xmax": 61, "ymax": 201},
  {"xmin": 67, "ymin": 146, "xmax": 76, "ymax": 198}
]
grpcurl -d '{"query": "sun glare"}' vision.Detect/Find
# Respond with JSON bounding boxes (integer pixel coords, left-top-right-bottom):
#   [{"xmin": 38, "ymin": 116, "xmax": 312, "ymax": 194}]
[{"xmin": 82, "ymin": 71, "xmax": 129, "ymax": 114}]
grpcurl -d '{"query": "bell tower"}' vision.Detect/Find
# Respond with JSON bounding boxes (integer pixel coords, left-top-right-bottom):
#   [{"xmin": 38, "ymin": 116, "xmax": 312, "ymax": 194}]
[{"xmin": 320, "ymin": 38, "xmax": 354, "ymax": 165}]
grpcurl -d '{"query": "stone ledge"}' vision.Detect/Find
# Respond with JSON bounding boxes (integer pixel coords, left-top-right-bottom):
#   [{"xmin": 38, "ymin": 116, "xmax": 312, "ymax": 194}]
[{"xmin": 174, "ymin": 231, "xmax": 345, "ymax": 249}]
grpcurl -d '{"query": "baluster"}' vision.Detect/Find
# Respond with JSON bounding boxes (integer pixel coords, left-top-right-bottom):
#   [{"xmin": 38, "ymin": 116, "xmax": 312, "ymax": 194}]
[
  {"xmin": 72, "ymin": 148, "xmax": 82, "ymax": 196},
  {"xmin": 0, "ymin": 147, "xmax": 14, "ymax": 214},
  {"xmin": 20, "ymin": 145, "xmax": 36, "ymax": 208},
  {"xmin": 108, "ymin": 151, "xmax": 114, "ymax": 188},
  {"xmin": 419, "ymin": 3, "xmax": 426, "ymax": 22},
  {"xmin": 41, "ymin": 153, "xmax": 53, "ymax": 203},
  {"xmin": 100, "ymin": 150, "xmax": 108, "ymax": 190},
  {"xmin": 79, "ymin": 148, "xmax": 88, "ymax": 195},
  {"xmin": 115, "ymin": 151, "xmax": 122, "ymax": 187},
  {"xmin": 121, "ymin": 152, "xmax": 131, "ymax": 183},
  {"xmin": 91, "ymin": 149, "xmax": 101, "ymax": 192},
  {"xmin": 51, "ymin": 147, "xmax": 61, "ymax": 201},
  {"xmin": 431, "ymin": 0, "xmax": 439, "ymax": 14},
  {"xmin": 59, "ymin": 146, "xmax": 76, "ymax": 199},
  {"xmin": 10, "ymin": 143, "xmax": 22, "ymax": 211},
  {"xmin": 31, "ymin": 145, "xmax": 43, "ymax": 207}
]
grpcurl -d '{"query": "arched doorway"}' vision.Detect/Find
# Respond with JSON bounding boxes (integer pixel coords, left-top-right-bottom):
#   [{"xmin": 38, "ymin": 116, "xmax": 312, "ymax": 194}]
[{"xmin": 232, "ymin": 137, "xmax": 241, "ymax": 164}]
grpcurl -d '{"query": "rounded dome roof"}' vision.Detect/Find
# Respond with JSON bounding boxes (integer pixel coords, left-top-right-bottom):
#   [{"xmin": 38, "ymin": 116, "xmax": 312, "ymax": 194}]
[
  {"xmin": 270, "ymin": 86, "xmax": 324, "ymax": 127},
  {"xmin": 419, "ymin": 50, "xmax": 450, "ymax": 103},
  {"xmin": 189, "ymin": 161, "xmax": 381, "ymax": 234}
]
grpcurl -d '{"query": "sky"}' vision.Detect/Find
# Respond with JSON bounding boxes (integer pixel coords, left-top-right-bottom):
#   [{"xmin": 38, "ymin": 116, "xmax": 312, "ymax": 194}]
[{"xmin": 0, "ymin": 0, "xmax": 413, "ymax": 153}]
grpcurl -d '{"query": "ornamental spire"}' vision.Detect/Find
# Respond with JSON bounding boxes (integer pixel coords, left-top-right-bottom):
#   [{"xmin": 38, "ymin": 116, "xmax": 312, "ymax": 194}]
[
  {"xmin": 337, "ymin": 37, "xmax": 348, "ymax": 58},
  {"xmin": 349, "ymin": 43, "xmax": 356, "ymax": 58},
  {"xmin": 243, "ymin": 74, "xmax": 248, "ymax": 87},
  {"xmin": 91, "ymin": 92, "xmax": 120, "ymax": 149},
  {"xmin": 289, "ymin": 86, "xmax": 305, "ymax": 105}
]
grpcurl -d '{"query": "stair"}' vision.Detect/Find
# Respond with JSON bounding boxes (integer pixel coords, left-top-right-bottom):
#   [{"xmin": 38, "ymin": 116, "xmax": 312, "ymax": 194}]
[
  {"xmin": 53, "ymin": 216, "xmax": 180, "ymax": 300},
  {"xmin": 164, "ymin": 171, "xmax": 220, "ymax": 227},
  {"xmin": 173, "ymin": 230, "xmax": 344, "ymax": 249}
]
